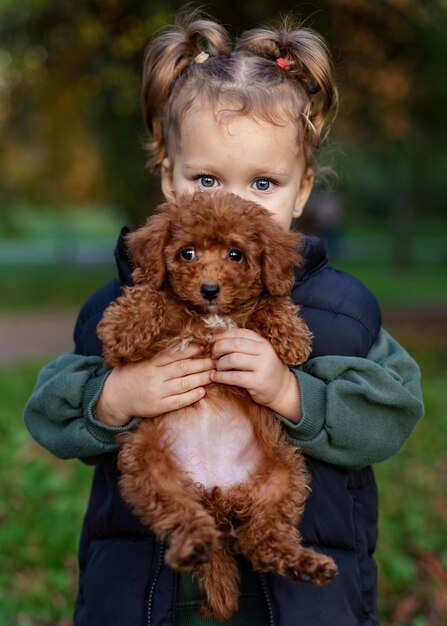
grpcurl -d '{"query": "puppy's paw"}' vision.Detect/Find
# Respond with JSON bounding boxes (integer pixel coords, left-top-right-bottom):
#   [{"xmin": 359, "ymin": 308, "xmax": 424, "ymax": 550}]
[
  {"xmin": 287, "ymin": 548, "xmax": 338, "ymax": 585},
  {"xmin": 165, "ymin": 526, "xmax": 220, "ymax": 571}
]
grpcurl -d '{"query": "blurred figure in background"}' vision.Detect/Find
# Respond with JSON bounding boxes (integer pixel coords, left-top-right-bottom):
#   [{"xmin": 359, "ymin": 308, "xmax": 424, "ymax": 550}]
[{"xmin": 297, "ymin": 188, "xmax": 342, "ymax": 258}]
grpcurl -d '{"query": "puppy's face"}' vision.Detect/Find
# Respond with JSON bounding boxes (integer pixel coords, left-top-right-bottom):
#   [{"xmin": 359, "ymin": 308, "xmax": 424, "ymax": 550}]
[
  {"xmin": 128, "ymin": 192, "xmax": 301, "ymax": 312},
  {"xmin": 166, "ymin": 233, "xmax": 263, "ymax": 314}
]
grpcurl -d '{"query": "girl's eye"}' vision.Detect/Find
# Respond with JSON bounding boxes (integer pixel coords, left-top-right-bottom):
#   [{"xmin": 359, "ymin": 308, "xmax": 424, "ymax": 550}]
[
  {"xmin": 253, "ymin": 179, "xmax": 273, "ymax": 192},
  {"xmin": 228, "ymin": 249, "xmax": 244, "ymax": 262},
  {"xmin": 198, "ymin": 175, "xmax": 218, "ymax": 188},
  {"xmin": 180, "ymin": 247, "xmax": 196, "ymax": 261}
]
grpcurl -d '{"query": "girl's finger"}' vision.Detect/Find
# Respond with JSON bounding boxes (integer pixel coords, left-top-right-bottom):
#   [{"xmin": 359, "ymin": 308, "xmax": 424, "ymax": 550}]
[
  {"xmin": 153, "ymin": 343, "xmax": 205, "ymax": 366},
  {"xmin": 212, "ymin": 328, "xmax": 262, "ymax": 342},
  {"xmin": 161, "ymin": 386, "xmax": 207, "ymax": 412},
  {"xmin": 211, "ymin": 337, "xmax": 263, "ymax": 359},
  {"xmin": 164, "ymin": 357, "xmax": 215, "ymax": 381},
  {"xmin": 214, "ymin": 353, "xmax": 257, "ymax": 372},
  {"xmin": 209, "ymin": 369, "xmax": 253, "ymax": 389},
  {"xmin": 165, "ymin": 370, "xmax": 214, "ymax": 396}
]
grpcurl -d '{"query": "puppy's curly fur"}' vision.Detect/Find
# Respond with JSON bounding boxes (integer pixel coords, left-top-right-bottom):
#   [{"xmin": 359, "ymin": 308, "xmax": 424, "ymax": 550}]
[{"xmin": 97, "ymin": 191, "xmax": 337, "ymax": 620}]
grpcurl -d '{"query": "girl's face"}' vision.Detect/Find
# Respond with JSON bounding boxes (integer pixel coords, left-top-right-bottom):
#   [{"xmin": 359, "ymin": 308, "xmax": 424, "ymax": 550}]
[{"xmin": 161, "ymin": 104, "xmax": 314, "ymax": 230}]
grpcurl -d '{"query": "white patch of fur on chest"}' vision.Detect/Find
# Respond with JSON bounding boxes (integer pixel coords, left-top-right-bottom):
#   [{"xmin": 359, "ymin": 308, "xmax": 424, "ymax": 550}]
[
  {"xmin": 162, "ymin": 395, "xmax": 263, "ymax": 490},
  {"xmin": 174, "ymin": 316, "xmax": 238, "ymax": 352},
  {"xmin": 203, "ymin": 315, "xmax": 237, "ymax": 341},
  {"xmin": 203, "ymin": 315, "xmax": 237, "ymax": 331}
]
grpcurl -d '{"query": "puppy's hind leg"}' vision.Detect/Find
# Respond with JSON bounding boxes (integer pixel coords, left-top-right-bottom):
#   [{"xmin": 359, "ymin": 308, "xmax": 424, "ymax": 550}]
[
  {"xmin": 117, "ymin": 422, "xmax": 220, "ymax": 570},
  {"xmin": 232, "ymin": 460, "xmax": 337, "ymax": 585}
]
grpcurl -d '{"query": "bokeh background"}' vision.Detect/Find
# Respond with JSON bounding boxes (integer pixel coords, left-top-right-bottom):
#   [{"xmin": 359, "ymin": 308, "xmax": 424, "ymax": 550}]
[{"xmin": 0, "ymin": 1, "xmax": 446, "ymax": 625}]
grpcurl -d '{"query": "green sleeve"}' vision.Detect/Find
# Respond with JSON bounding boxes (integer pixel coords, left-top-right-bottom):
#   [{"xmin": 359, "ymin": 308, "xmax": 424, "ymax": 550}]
[
  {"xmin": 23, "ymin": 353, "xmax": 140, "ymax": 460},
  {"xmin": 277, "ymin": 328, "xmax": 424, "ymax": 469}
]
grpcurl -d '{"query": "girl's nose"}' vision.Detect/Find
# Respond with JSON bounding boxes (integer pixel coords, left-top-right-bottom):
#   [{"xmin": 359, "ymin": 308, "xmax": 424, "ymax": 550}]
[{"xmin": 224, "ymin": 186, "xmax": 246, "ymax": 200}]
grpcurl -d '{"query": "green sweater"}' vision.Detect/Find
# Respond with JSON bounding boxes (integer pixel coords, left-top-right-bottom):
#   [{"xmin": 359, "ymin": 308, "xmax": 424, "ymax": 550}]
[
  {"xmin": 24, "ymin": 328, "xmax": 423, "ymax": 467},
  {"xmin": 23, "ymin": 328, "xmax": 424, "ymax": 625}
]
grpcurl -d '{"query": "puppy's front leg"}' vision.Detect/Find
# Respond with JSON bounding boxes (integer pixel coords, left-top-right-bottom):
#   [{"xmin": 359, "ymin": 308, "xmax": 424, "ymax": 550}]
[
  {"xmin": 97, "ymin": 285, "xmax": 166, "ymax": 366},
  {"xmin": 247, "ymin": 298, "xmax": 313, "ymax": 367}
]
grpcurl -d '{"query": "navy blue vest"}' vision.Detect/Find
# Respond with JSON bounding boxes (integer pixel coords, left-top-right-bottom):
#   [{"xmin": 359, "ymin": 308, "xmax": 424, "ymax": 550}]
[{"xmin": 73, "ymin": 230, "xmax": 381, "ymax": 626}]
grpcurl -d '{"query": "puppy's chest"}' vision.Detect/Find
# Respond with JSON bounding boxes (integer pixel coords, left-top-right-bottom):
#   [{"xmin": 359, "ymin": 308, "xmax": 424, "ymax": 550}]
[
  {"xmin": 161, "ymin": 390, "xmax": 264, "ymax": 490},
  {"xmin": 156, "ymin": 310, "xmax": 264, "ymax": 490},
  {"xmin": 159, "ymin": 310, "xmax": 243, "ymax": 352}
]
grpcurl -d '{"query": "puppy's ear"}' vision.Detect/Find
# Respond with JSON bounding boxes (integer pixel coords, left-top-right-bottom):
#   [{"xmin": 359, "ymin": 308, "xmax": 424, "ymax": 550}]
[
  {"xmin": 259, "ymin": 221, "xmax": 302, "ymax": 296},
  {"xmin": 125, "ymin": 205, "xmax": 173, "ymax": 288}
]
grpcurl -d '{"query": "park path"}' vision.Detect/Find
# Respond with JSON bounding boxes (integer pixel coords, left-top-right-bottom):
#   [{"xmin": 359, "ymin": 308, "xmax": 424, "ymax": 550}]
[
  {"xmin": 0, "ymin": 311, "xmax": 77, "ymax": 364},
  {"xmin": 1, "ymin": 304, "xmax": 446, "ymax": 365}
]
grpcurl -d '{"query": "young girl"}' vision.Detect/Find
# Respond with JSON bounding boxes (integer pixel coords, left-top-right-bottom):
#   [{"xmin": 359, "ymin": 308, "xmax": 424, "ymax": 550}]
[{"xmin": 24, "ymin": 14, "xmax": 423, "ymax": 626}]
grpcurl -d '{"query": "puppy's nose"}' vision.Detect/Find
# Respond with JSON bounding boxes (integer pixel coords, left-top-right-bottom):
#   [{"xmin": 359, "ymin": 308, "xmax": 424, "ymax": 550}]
[{"xmin": 200, "ymin": 283, "xmax": 220, "ymax": 301}]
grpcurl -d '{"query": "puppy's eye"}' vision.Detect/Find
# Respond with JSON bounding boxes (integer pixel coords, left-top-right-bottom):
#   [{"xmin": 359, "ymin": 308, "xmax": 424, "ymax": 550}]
[
  {"xmin": 180, "ymin": 247, "xmax": 196, "ymax": 261},
  {"xmin": 228, "ymin": 249, "xmax": 244, "ymax": 262}
]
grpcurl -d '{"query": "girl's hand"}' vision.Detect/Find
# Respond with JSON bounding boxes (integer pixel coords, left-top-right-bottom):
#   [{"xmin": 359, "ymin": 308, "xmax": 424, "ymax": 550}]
[
  {"xmin": 95, "ymin": 343, "xmax": 215, "ymax": 427},
  {"xmin": 210, "ymin": 329, "xmax": 302, "ymax": 423}
]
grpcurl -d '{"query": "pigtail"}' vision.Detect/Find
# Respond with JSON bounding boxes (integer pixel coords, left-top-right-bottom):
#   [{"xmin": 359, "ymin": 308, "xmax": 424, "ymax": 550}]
[
  {"xmin": 142, "ymin": 16, "xmax": 231, "ymax": 169},
  {"xmin": 236, "ymin": 23, "xmax": 337, "ymax": 147}
]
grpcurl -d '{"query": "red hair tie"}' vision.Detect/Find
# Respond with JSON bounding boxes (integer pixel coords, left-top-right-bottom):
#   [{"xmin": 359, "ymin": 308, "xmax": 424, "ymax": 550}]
[{"xmin": 276, "ymin": 57, "xmax": 292, "ymax": 71}]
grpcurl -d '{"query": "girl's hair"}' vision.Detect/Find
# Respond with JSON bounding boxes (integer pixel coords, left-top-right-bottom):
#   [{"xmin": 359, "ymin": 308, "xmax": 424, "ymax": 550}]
[{"xmin": 142, "ymin": 13, "xmax": 337, "ymax": 172}]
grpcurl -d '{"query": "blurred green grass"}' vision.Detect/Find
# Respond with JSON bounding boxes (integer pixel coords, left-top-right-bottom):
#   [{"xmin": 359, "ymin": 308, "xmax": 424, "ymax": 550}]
[
  {"xmin": 0, "ymin": 265, "xmax": 115, "ymax": 312},
  {"xmin": 0, "ymin": 204, "xmax": 126, "ymax": 240},
  {"xmin": 1, "ymin": 347, "xmax": 446, "ymax": 626},
  {"xmin": 375, "ymin": 346, "xmax": 447, "ymax": 625},
  {"xmin": 0, "ymin": 362, "xmax": 92, "ymax": 626},
  {"xmin": 334, "ymin": 261, "xmax": 447, "ymax": 304}
]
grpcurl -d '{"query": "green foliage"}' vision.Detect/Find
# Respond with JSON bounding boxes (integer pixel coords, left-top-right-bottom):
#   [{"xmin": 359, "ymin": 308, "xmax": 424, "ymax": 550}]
[
  {"xmin": 375, "ymin": 347, "xmax": 447, "ymax": 625},
  {"xmin": 0, "ymin": 361, "xmax": 92, "ymax": 625}
]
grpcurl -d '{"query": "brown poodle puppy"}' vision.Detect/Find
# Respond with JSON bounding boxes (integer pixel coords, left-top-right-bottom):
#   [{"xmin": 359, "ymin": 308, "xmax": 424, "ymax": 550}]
[{"xmin": 97, "ymin": 191, "xmax": 337, "ymax": 620}]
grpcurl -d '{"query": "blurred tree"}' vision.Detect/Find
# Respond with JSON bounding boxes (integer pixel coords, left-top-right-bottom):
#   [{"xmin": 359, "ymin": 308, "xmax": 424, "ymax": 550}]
[
  {"xmin": 326, "ymin": 0, "xmax": 447, "ymax": 269},
  {"xmin": 0, "ymin": 0, "xmax": 446, "ymax": 237},
  {"xmin": 1, "ymin": 0, "xmax": 173, "ymax": 224}
]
